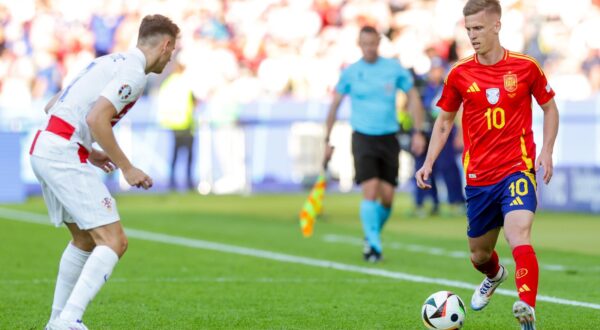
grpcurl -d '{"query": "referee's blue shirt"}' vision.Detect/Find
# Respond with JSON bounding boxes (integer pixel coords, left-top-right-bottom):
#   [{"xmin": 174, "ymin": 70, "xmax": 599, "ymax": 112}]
[{"xmin": 335, "ymin": 57, "xmax": 413, "ymax": 135}]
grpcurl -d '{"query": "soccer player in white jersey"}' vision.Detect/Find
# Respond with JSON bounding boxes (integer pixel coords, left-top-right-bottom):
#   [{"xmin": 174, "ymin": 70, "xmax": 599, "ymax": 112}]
[{"xmin": 29, "ymin": 15, "xmax": 179, "ymax": 330}]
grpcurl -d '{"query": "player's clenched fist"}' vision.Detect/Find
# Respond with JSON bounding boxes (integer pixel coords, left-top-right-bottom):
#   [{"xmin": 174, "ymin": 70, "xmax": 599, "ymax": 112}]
[{"xmin": 123, "ymin": 166, "xmax": 153, "ymax": 189}]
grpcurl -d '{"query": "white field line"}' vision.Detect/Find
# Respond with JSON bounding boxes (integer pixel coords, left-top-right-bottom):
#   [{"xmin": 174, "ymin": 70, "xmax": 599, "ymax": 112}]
[
  {"xmin": 1, "ymin": 207, "xmax": 599, "ymax": 311},
  {"xmin": 0, "ymin": 277, "xmax": 403, "ymax": 285},
  {"xmin": 322, "ymin": 234, "xmax": 600, "ymax": 273}
]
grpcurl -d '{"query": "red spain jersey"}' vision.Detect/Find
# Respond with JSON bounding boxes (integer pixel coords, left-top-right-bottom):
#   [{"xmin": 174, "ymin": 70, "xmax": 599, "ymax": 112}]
[{"xmin": 436, "ymin": 49, "xmax": 555, "ymax": 186}]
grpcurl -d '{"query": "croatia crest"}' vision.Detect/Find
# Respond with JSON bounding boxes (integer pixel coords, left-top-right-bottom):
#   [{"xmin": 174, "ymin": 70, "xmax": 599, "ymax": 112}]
[
  {"xmin": 486, "ymin": 88, "xmax": 500, "ymax": 105},
  {"xmin": 101, "ymin": 197, "xmax": 113, "ymax": 211},
  {"xmin": 503, "ymin": 73, "xmax": 517, "ymax": 92}
]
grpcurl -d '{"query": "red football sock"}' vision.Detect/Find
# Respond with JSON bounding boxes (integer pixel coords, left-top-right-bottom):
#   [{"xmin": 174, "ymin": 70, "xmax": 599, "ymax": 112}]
[
  {"xmin": 512, "ymin": 245, "xmax": 539, "ymax": 308},
  {"xmin": 471, "ymin": 250, "xmax": 500, "ymax": 279}
]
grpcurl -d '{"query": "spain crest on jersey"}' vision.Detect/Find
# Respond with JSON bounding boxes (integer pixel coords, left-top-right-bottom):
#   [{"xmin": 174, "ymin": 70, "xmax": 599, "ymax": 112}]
[
  {"xmin": 485, "ymin": 88, "xmax": 499, "ymax": 104},
  {"xmin": 503, "ymin": 73, "xmax": 517, "ymax": 92}
]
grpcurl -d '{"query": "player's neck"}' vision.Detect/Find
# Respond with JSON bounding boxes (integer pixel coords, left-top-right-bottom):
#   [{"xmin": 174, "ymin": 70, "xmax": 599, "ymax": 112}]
[
  {"xmin": 362, "ymin": 56, "xmax": 379, "ymax": 64},
  {"xmin": 136, "ymin": 45, "xmax": 161, "ymax": 74},
  {"xmin": 476, "ymin": 46, "xmax": 504, "ymax": 66}
]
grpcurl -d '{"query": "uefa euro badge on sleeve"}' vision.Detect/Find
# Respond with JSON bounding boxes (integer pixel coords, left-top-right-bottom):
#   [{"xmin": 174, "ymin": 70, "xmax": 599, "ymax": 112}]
[
  {"xmin": 118, "ymin": 84, "xmax": 132, "ymax": 100},
  {"xmin": 486, "ymin": 88, "xmax": 499, "ymax": 105}
]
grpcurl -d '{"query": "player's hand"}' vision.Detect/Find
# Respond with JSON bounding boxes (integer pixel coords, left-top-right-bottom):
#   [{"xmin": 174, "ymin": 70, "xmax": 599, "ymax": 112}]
[
  {"xmin": 415, "ymin": 165, "xmax": 433, "ymax": 189},
  {"xmin": 411, "ymin": 132, "xmax": 426, "ymax": 156},
  {"xmin": 536, "ymin": 148, "xmax": 553, "ymax": 184},
  {"xmin": 323, "ymin": 143, "xmax": 335, "ymax": 169},
  {"xmin": 89, "ymin": 149, "xmax": 117, "ymax": 173},
  {"xmin": 122, "ymin": 166, "xmax": 153, "ymax": 189}
]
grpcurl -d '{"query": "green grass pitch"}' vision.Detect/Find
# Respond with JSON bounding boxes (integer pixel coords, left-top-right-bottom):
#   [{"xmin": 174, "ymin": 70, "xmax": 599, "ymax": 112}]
[{"xmin": 1, "ymin": 193, "xmax": 599, "ymax": 329}]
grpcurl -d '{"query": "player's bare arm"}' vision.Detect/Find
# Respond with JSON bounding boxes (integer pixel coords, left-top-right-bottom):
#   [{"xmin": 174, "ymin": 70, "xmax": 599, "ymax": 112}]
[
  {"xmin": 406, "ymin": 87, "xmax": 427, "ymax": 156},
  {"xmin": 415, "ymin": 109, "xmax": 457, "ymax": 189},
  {"xmin": 87, "ymin": 96, "xmax": 153, "ymax": 189},
  {"xmin": 323, "ymin": 91, "xmax": 343, "ymax": 166},
  {"xmin": 537, "ymin": 98, "xmax": 559, "ymax": 184},
  {"xmin": 453, "ymin": 107, "xmax": 464, "ymax": 150},
  {"xmin": 89, "ymin": 149, "xmax": 117, "ymax": 173},
  {"xmin": 43, "ymin": 93, "xmax": 60, "ymax": 113}
]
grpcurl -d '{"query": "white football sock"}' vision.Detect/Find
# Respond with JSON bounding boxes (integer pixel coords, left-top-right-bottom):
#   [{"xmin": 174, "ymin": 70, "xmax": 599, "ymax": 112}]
[
  {"xmin": 59, "ymin": 245, "xmax": 119, "ymax": 322},
  {"xmin": 50, "ymin": 243, "xmax": 91, "ymax": 321}
]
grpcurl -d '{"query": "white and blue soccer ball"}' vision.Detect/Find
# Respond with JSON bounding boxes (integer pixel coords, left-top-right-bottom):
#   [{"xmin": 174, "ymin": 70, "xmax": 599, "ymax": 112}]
[{"xmin": 421, "ymin": 291, "xmax": 466, "ymax": 329}]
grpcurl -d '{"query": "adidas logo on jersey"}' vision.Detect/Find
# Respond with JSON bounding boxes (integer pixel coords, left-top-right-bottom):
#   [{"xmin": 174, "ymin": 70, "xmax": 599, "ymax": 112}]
[
  {"xmin": 510, "ymin": 197, "xmax": 524, "ymax": 206},
  {"xmin": 467, "ymin": 82, "xmax": 481, "ymax": 93}
]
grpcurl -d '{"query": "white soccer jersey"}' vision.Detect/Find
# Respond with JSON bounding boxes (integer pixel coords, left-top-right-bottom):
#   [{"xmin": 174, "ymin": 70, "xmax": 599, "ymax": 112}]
[{"xmin": 30, "ymin": 48, "xmax": 147, "ymax": 163}]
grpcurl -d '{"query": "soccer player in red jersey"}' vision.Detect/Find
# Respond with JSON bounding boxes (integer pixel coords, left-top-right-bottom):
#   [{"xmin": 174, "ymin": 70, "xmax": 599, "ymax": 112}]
[{"xmin": 415, "ymin": 1, "xmax": 559, "ymax": 329}]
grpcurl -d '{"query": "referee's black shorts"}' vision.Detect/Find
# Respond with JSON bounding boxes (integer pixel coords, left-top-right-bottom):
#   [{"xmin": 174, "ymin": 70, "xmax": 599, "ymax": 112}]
[{"xmin": 351, "ymin": 131, "xmax": 400, "ymax": 187}]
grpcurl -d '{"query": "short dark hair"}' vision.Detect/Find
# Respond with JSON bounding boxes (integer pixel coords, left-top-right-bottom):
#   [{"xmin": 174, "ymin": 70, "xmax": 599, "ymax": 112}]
[
  {"xmin": 359, "ymin": 25, "xmax": 379, "ymax": 35},
  {"xmin": 463, "ymin": 0, "xmax": 502, "ymax": 17},
  {"xmin": 138, "ymin": 14, "xmax": 180, "ymax": 41}
]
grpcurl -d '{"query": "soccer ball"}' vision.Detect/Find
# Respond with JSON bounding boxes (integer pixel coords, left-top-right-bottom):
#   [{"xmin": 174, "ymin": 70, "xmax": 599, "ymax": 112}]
[{"xmin": 421, "ymin": 291, "xmax": 466, "ymax": 329}]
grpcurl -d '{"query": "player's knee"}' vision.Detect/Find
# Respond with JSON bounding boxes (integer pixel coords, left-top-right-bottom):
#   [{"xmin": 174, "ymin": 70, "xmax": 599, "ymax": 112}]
[
  {"xmin": 95, "ymin": 233, "xmax": 128, "ymax": 257},
  {"xmin": 470, "ymin": 250, "xmax": 493, "ymax": 265},
  {"xmin": 112, "ymin": 235, "xmax": 128, "ymax": 258},
  {"xmin": 72, "ymin": 236, "xmax": 96, "ymax": 252},
  {"xmin": 504, "ymin": 229, "xmax": 531, "ymax": 249},
  {"xmin": 120, "ymin": 236, "xmax": 129, "ymax": 256}
]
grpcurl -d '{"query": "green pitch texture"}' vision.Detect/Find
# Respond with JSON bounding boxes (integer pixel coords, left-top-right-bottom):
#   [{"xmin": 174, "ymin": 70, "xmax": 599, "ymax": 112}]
[{"xmin": 1, "ymin": 193, "xmax": 599, "ymax": 329}]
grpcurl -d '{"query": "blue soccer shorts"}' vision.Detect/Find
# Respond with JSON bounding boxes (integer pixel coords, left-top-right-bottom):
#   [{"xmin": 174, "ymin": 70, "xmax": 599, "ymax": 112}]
[{"xmin": 465, "ymin": 171, "xmax": 537, "ymax": 238}]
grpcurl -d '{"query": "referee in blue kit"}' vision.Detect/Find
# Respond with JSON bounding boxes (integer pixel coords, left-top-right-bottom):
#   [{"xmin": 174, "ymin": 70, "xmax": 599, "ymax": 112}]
[{"xmin": 323, "ymin": 25, "xmax": 425, "ymax": 262}]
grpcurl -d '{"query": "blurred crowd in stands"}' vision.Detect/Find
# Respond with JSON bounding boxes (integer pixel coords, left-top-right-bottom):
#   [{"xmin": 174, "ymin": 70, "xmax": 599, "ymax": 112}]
[{"xmin": 1, "ymin": 0, "xmax": 600, "ymax": 120}]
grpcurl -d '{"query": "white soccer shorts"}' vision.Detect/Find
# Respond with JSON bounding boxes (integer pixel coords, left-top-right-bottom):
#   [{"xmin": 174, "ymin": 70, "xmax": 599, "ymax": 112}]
[{"xmin": 30, "ymin": 155, "xmax": 120, "ymax": 230}]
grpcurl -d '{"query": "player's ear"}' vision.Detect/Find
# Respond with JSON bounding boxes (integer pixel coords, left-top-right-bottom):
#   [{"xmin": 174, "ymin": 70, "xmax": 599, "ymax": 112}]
[
  {"xmin": 494, "ymin": 19, "xmax": 501, "ymax": 34},
  {"xmin": 161, "ymin": 36, "xmax": 171, "ymax": 53}
]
